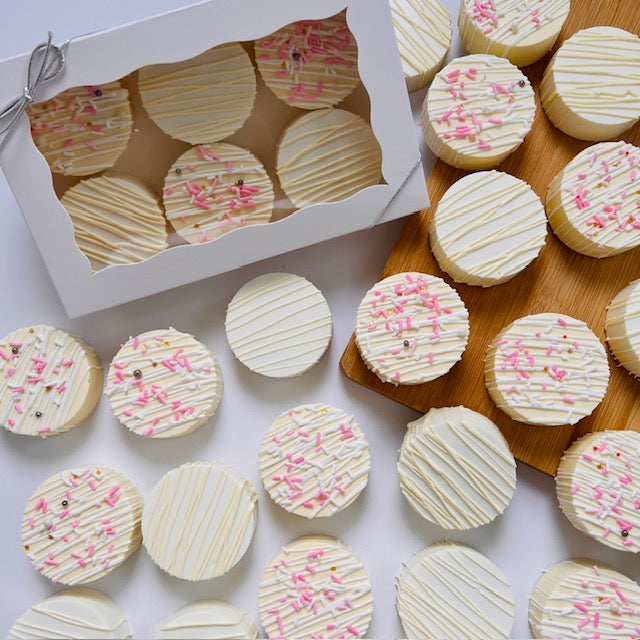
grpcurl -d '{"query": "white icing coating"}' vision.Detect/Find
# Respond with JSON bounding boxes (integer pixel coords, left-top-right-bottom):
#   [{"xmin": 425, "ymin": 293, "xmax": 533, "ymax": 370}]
[
  {"xmin": 9, "ymin": 588, "xmax": 131, "ymax": 639},
  {"xmin": 546, "ymin": 141, "xmax": 640, "ymax": 258},
  {"xmin": 105, "ymin": 328, "xmax": 223, "ymax": 439},
  {"xmin": 430, "ymin": 170, "xmax": 547, "ymax": 286},
  {"xmin": 157, "ymin": 600, "xmax": 259, "ymax": 640},
  {"xmin": 142, "ymin": 462, "xmax": 257, "ymax": 581},
  {"xmin": 0, "ymin": 325, "xmax": 102, "ymax": 437},
  {"xmin": 61, "ymin": 174, "xmax": 168, "ymax": 273},
  {"xmin": 259, "ymin": 403, "xmax": 371, "ymax": 518},
  {"xmin": 163, "ymin": 143, "xmax": 274, "ymax": 244},
  {"xmin": 540, "ymin": 26, "xmax": 640, "ymax": 141},
  {"xmin": 255, "ymin": 13, "xmax": 359, "ymax": 109},
  {"xmin": 606, "ymin": 279, "xmax": 640, "ymax": 378},
  {"xmin": 557, "ymin": 430, "xmax": 640, "ymax": 553},
  {"xmin": 389, "ymin": 0, "xmax": 452, "ymax": 91},
  {"xmin": 21, "ymin": 466, "xmax": 143, "ymax": 585},
  {"xmin": 258, "ymin": 535, "xmax": 373, "ymax": 639},
  {"xmin": 458, "ymin": 0, "xmax": 570, "ymax": 67},
  {"xmin": 529, "ymin": 559, "xmax": 640, "ymax": 639},
  {"xmin": 398, "ymin": 406, "xmax": 516, "ymax": 530},
  {"xmin": 485, "ymin": 313, "xmax": 610, "ymax": 426},
  {"xmin": 276, "ymin": 108, "xmax": 382, "ymax": 208},
  {"xmin": 396, "ymin": 542, "xmax": 515, "ymax": 639},
  {"xmin": 225, "ymin": 272, "xmax": 332, "ymax": 378},
  {"xmin": 422, "ymin": 54, "xmax": 535, "ymax": 169},
  {"xmin": 354, "ymin": 272, "xmax": 470, "ymax": 386},
  {"xmin": 27, "ymin": 82, "xmax": 133, "ymax": 176},
  {"xmin": 138, "ymin": 42, "xmax": 256, "ymax": 144}
]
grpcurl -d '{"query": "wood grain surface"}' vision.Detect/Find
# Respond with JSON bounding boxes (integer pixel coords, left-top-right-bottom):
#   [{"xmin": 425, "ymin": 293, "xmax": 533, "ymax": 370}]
[{"xmin": 340, "ymin": 0, "xmax": 640, "ymax": 476}]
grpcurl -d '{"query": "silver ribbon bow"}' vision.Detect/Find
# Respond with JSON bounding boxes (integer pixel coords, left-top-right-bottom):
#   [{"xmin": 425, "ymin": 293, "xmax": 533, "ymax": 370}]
[{"xmin": 0, "ymin": 32, "xmax": 66, "ymax": 149}]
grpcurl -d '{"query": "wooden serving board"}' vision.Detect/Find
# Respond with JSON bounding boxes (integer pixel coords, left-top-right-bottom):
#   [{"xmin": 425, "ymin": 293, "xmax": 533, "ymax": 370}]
[{"xmin": 340, "ymin": 0, "xmax": 640, "ymax": 476}]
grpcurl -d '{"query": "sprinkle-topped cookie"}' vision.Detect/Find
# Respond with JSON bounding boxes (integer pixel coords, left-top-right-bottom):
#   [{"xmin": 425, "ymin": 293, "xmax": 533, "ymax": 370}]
[
  {"xmin": 458, "ymin": 0, "xmax": 570, "ymax": 67},
  {"xmin": 422, "ymin": 54, "xmax": 535, "ymax": 169},
  {"xmin": 540, "ymin": 26, "xmax": 640, "ymax": 141},
  {"xmin": 389, "ymin": 0, "xmax": 452, "ymax": 91},
  {"xmin": 258, "ymin": 535, "xmax": 373, "ymax": 639},
  {"xmin": 557, "ymin": 431, "xmax": 640, "ymax": 553},
  {"xmin": 546, "ymin": 141, "xmax": 640, "ymax": 258},
  {"xmin": 255, "ymin": 13, "xmax": 359, "ymax": 109},
  {"xmin": 0, "ymin": 325, "xmax": 102, "ymax": 437},
  {"xmin": 27, "ymin": 82, "xmax": 133, "ymax": 176},
  {"xmin": 163, "ymin": 143, "xmax": 275, "ymax": 244},
  {"xmin": 105, "ymin": 328, "xmax": 223, "ymax": 439},
  {"xmin": 276, "ymin": 108, "xmax": 382, "ymax": 208},
  {"xmin": 484, "ymin": 313, "xmax": 610, "ymax": 426},
  {"xmin": 21, "ymin": 466, "xmax": 143, "ymax": 585},
  {"xmin": 396, "ymin": 543, "xmax": 515, "ymax": 640},
  {"xmin": 606, "ymin": 279, "xmax": 640, "ymax": 378},
  {"xmin": 355, "ymin": 272, "xmax": 470, "ymax": 386},
  {"xmin": 259, "ymin": 403, "xmax": 371, "ymax": 519},
  {"xmin": 529, "ymin": 560, "xmax": 640, "ymax": 639},
  {"xmin": 142, "ymin": 462, "xmax": 257, "ymax": 581},
  {"xmin": 138, "ymin": 43, "xmax": 256, "ymax": 144}
]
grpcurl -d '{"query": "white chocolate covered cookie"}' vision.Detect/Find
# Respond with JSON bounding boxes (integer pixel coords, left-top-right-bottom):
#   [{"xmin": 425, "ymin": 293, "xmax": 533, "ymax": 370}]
[
  {"xmin": 61, "ymin": 174, "xmax": 168, "ymax": 272},
  {"xmin": 0, "ymin": 325, "xmax": 102, "ymax": 437},
  {"xmin": 142, "ymin": 462, "xmax": 257, "ymax": 581},
  {"xmin": 546, "ymin": 141, "xmax": 640, "ymax": 258},
  {"xmin": 255, "ymin": 14, "xmax": 359, "ymax": 109},
  {"xmin": 105, "ymin": 328, "xmax": 223, "ymax": 439},
  {"xmin": 259, "ymin": 403, "xmax": 371, "ymax": 518},
  {"xmin": 422, "ymin": 54, "xmax": 535, "ymax": 169},
  {"xmin": 163, "ymin": 143, "xmax": 274, "ymax": 244},
  {"xmin": 430, "ymin": 170, "xmax": 547, "ymax": 286},
  {"xmin": 484, "ymin": 313, "xmax": 610, "ymax": 426},
  {"xmin": 540, "ymin": 26, "xmax": 640, "ymax": 141},
  {"xmin": 28, "ymin": 82, "xmax": 133, "ymax": 176},
  {"xmin": 258, "ymin": 535, "xmax": 373, "ymax": 639},
  {"xmin": 138, "ymin": 43, "xmax": 256, "ymax": 144},
  {"xmin": 21, "ymin": 466, "xmax": 143, "ymax": 585},
  {"xmin": 355, "ymin": 272, "xmax": 470, "ymax": 386},
  {"xmin": 606, "ymin": 279, "xmax": 640, "ymax": 378}
]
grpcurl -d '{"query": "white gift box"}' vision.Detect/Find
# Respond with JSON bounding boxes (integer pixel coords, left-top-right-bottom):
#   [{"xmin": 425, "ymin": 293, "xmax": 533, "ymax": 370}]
[{"xmin": 0, "ymin": 0, "xmax": 428, "ymax": 317}]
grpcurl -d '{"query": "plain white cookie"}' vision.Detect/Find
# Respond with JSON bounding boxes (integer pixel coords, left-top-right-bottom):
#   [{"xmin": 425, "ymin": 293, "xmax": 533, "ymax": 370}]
[{"xmin": 606, "ymin": 279, "xmax": 640, "ymax": 378}]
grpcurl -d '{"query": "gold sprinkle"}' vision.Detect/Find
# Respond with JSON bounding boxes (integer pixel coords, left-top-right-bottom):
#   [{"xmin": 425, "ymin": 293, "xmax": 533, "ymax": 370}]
[{"xmin": 164, "ymin": 341, "xmax": 170, "ymax": 346}]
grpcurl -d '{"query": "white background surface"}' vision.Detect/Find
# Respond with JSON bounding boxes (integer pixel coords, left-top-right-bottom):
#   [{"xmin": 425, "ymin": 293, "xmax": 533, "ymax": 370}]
[{"xmin": 1, "ymin": 2, "xmax": 640, "ymax": 639}]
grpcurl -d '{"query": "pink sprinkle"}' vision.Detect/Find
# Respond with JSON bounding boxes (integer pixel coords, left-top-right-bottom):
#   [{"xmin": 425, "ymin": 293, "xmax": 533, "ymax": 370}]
[
  {"xmin": 63, "ymin": 139, "xmax": 74, "ymax": 148},
  {"xmin": 577, "ymin": 617, "xmax": 590, "ymax": 630},
  {"xmin": 557, "ymin": 317, "xmax": 568, "ymax": 327},
  {"xmin": 331, "ymin": 573, "xmax": 343, "ymax": 584},
  {"xmin": 303, "ymin": 501, "xmax": 314, "ymax": 508},
  {"xmin": 583, "ymin": 453, "xmax": 594, "ymax": 462},
  {"xmin": 347, "ymin": 625, "xmax": 359, "ymax": 636}
]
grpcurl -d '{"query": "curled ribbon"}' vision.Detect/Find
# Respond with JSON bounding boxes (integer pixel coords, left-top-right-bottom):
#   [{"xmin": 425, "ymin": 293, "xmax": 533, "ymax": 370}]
[{"xmin": 0, "ymin": 32, "xmax": 66, "ymax": 149}]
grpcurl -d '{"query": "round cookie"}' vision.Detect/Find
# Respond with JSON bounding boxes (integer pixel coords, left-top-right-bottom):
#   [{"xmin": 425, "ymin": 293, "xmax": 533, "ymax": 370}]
[
  {"xmin": 255, "ymin": 14, "xmax": 359, "ymax": 109},
  {"xmin": 389, "ymin": 0, "xmax": 452, "ymax": 92},
  {"xmin": 546, "ymin": 141, "xmax": 640, "ymax": 258},
  {"xmin": 157, "ymin": 600, "xmax": 259, "ymax": 640},
  {"xmin": 142, "ymin": 462, "xmax": 257, "ymax": 581},
  {"xmin": 276, "ymin": 108, "xmax": 382, "ymax": 208},
  {"xmin": 27, "ymin": 82, "xmax": 133, "ymax": 176},
  {"xmin": 163, "ymin": 143, "xmax": 274, "ymax": 244},
  {"xmin": 259, "ymin": 403, "xmax": 371, "ymax": 518},
  {"xmin": 354, "ymin": 272, "xmax": 470, "ymax": 386},
  {"xmin": 422, "ymin": 54, "xmax": 536, "ymax": 170},
  {"xmin": 21, "ymin": 466, "xmax": 143, "ymax": 585},
  {"xmin": 9, "ymin": 588, "xmax": 131, "ymax": 639},
  {"xmin": 458, "ymin": 0, "xmax": 570, "ymax": 68},
  {"xmin": 529, "ymin": 559, "xmax": 640, "ymax": 639},
  {"xmin": 258, "ymin": 535, "xmax": 373, "ymax": 639},
  {"xmin": 138, "ymin": 43, "xmax": 256, "ymax": 144},
  {"xmin": 606, "ymin": 279, "xmax": 640, "ymax": 378},
  {"xmin": 396, "ymin": 543, "xmax": 515, "ymax": 640},
  {"xmin": 225, "ymin": 272, "xmax": 332, "ymax": 378},
  {"xmin": 557, "ymin": 430, "xmax": 640, "ymax": 553},
  {"xmin": 540, "ymin": 26, "xmax": 640, "ymax": 141},
  {"xmin": 0, "ymin": 325, "xmax": 102, "ymax": 437},
  {"xmin": 105, "ymin": 328, "xmax": 223, "ymax": 439},
  {"xmin": 398, "ymin": 406, "xmax": 516, "ymax": 530},
  {"xmin": 61, "ymin": 174, "xmax": 168, "ymax": 273},
  {"xmin": 430, "ymin": 170, "xmax": 547, "ymax": 286},
  {"xmin": 484, "ymin": 313, "xmax": 610, "ymax": 426}
]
